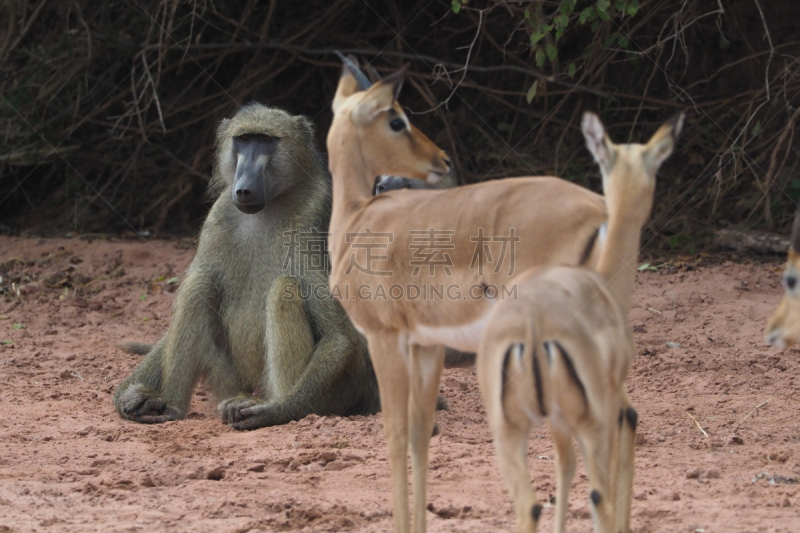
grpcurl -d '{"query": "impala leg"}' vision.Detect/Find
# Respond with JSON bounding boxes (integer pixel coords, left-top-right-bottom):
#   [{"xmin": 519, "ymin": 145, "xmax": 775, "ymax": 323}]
[
  {"xmin": 491, "ymin": 416, "xmax": 540, "ymax": 533},
  {"xmin": 408, "ymin": 344, "xmax": 445, "ymax": 533},
  {"xmin": 367, "ymin": 331, "xmax": 411, "ymax": 533},
  {"xmin": 550, "ymin": 423, "xmax": 576, "ymax": 533},
  {"xmin": 616, "ymin": 393, "xmax": 637, "ymax": 533},
  {"xmin": 579, "ymin": 422, "xmax": 617, "ymax": 533}
]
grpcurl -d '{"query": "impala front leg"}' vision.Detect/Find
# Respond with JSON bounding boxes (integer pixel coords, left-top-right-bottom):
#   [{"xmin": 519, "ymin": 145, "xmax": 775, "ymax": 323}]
[
  {"xmin": 616, "ymin": 394, "xmax": 637, "ymax": 533},
  {"xmin": 367, "ymin": 331, "xmax": 411, "ymax": 533},
  {"xmin": 408, "ymin": 343, "xmax": 445, "ymax": 533}
]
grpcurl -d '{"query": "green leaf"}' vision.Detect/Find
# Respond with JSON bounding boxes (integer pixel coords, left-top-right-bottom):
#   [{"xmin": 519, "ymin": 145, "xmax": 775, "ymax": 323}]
[
  {"xmin": 526, "ymin": 81, "xmax": 539, "ymax": 104},
  {"xmin": 1, "ymin": 340, "xmax": 13, "ymax": 345},
  {"xmin": 627, "ymin": 0, "xmax": 639, "ymax": 16},
  {"xmin": 579, "ymin": 7, "xmax": 594, "ymax": 24},
  {"xmin": 603, "ymin": 32, "xmax": 618, "ymax": 48},
  {"xmin": 139, "ymin": 294, "xmax": 146, "ymax": 301},
  {"xmin": 591, "ymin": 19, "xmax": 600, "ymax": 31},
  {"xmin": 166, "ymin": 276, "xmax": 180, "ymax": 285},
  {"xmin": 0, "ymin": 315, "xmax": 9, "ymax": 320},
  {"xmin": 545, "ymin": 44, "xmax": 558, "ymax": 62},
  {"xmin": 618, "ymin": 35, "xmax": 629, "ymax": 47},
  {"xmin": 582, "ymin": 45, "xmax": 595, "ymax": 59},
  {"xmin": 567, "ymin": 62, "xmax": 577, "ymax": 76},
  {"xmin": 12, "ymin": 323, "xmax": 25, "ymax": 330},
  {"xmin": 451, "ymin": 0, "xmax": 461, "ymax": 14},
  {"xmin": 556, "ymin": 13, "xmax": 569, "ymax": 28},
  {"xmin": 597, "ymin": 8, "xmax": 610, "ymax": 21},
  {"xmin": 751, "ymin": 121, "xmax": 762, "ymax": 137},
  {"xmin": 597, "ymin": 0, "xmax": 610, "ymax": 11},
  {"xmin": 790, "ymin": 178, "xmax": 800, "ymax": 189},
  {"xmin": 524, "ymin": 7, "xmax": 531, "ymax": 20},
  {"xmin": 615, "ymin": 0, "xmax": 626, "ymax": 10},
  {"xmin": 637, "ymin": 263, "xmax": 650, "ymax": 272},
  {"xmin": 535, "ymin": 47, "xmax": 547, "ymax": 68},
  {"xmin": 530, "ymin": 32, "xmax": 544, "ymax": 46}
]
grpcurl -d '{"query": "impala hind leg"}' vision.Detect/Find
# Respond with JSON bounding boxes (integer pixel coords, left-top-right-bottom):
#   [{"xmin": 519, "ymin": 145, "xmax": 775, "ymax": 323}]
[
  {"xmin": 550, "ymin": 424, "xmax": 576, "ymax": 533},
  {"xmin": 408, "ymin": 344, "xmax": 445, "ymax": 533},
  {"xmin": 579, "ymin": 423, "xmax": 618, "ymax": 533},
  {"xmin": 492, "ymin": 418, "xmax": 541, "ymax": 532},
  {"xmin": 616, "ymin": 394, "xmax": 637, "ymax": 533},
  {"xmin": 367, "ymin": 332, "xmax": 411, "ymax": 533}
]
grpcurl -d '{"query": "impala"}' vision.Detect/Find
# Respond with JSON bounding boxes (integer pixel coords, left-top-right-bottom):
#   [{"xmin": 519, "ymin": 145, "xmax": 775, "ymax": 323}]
[
  {"xmin": 326, "ymin": 54, "xmax": 609, "ymax": 532},
  {"xmin": 478, "ymin": 112, "xmax": 682, "ymax": 532}
]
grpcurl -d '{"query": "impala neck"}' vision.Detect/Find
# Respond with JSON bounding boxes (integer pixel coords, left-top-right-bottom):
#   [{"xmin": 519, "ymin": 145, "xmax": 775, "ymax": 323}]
[
  {"xmin": 328, "ymin": 126, "xmax": 374, "ymax": 221},
  {"xmin": 596, "ymin": 212, "xmax": 643, "ymax": 317}
]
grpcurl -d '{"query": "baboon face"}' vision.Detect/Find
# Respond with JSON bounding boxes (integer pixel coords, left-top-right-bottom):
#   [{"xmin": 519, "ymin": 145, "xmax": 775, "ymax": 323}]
[
  {"xmin": 213, "ymin": 104, "xmax": 315, "ymax": 215},
  {"xmin": 231, "ymin": 134, "xmax": 280, "ymax": 214}
]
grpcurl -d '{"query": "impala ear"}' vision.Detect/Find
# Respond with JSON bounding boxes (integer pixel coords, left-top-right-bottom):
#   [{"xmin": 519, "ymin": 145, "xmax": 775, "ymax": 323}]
[
  {"xmin": 582, "ymin": 112, "xmax": 615, "ymax": 173},
  {"xmin": 643, "ymin": 112, "xmax": 684, "ymax": 174},
  {"xmin": 352, "ymin": 66, "xmax": 408, "ymax": 125},
  {"xmin": 790, "ymin": 204, "xmax": 800, "ymax": 253},
  {"xmin": 332, "ymin": 52, "xmax": 372, "ymax": 114}
]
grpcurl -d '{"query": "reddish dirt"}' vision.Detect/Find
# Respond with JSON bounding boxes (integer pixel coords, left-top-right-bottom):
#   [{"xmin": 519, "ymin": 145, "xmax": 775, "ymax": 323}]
[{"xmin": 0, "ymin": 235, "xmax": 799, "ymax": 532}]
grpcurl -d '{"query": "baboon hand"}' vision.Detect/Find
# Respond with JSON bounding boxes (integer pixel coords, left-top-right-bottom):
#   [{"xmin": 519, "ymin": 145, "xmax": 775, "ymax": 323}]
[
  {"xmin": 116, "ymin": 383, "xmax": 181, "ymax": 424},
  {"xmin": 217, "ymin": 395, "xmax": 262, "ymax": 425},
  {"xmin": 225, "ymin": 400, "xmax": 290, "ymax": 430}
]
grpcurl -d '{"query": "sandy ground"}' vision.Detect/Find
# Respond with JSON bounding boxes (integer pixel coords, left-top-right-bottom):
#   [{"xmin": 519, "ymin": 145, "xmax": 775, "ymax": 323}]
[{"xmin": 0, "ymin": 235, "xmax": 799, "ymax": 532}]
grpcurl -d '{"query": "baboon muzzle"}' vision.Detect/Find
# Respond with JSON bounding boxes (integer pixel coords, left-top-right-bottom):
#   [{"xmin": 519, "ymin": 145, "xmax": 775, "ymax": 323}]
[{"xmin": 232, "ymin": 154, "xmax": 268, "ymax": 214}]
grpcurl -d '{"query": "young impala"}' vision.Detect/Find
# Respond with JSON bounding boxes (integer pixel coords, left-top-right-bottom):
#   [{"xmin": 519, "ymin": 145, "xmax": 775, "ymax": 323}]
[
  {"xmin": 478, "ymin": 112, "xmax": 682, "ymax": 533},
  {"xmin": 326, "ymin": 54, "xmax": 618, "ymax": 532}
]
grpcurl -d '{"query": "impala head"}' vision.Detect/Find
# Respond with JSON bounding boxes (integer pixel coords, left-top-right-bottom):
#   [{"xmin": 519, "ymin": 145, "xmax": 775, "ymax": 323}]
[
  {"xmin": 582, "ymin": 112, "xmax": 684, "ymax": 224},
  {"xmin": 328, "ymin": 53, "xmax": 451, "ymax": 188},
  {"xmin": 765, "ymin": 208, "xmax": 800, "ymax": 348}
]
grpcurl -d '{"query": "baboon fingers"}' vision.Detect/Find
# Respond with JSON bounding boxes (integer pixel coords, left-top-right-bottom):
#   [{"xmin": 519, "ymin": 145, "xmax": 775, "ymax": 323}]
[
  {"xmin": 229, "ymin": 402, "xmax": 291, "ymax": 430},
  {"xmin": 217, "ymin": 396, "xmax": 262, "ymax": 425},
  {"xmin": 117, "ymin": 383, "xmax": 168, "ymax": 418}
]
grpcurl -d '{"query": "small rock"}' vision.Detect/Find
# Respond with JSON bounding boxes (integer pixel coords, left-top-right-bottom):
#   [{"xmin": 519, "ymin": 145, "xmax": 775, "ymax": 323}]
[
  {"xmin": 324, "ymin": 461, "xmax": 348, "ymax": 471},
  {"xmin": 59, "ymin": 370, "xmax": 73, "ymax": 380},
  {"xmin": 633, "ymin": 492, "xmax": 647, "ymax": 501},
  {"xmin": 783, "ymin": 497, "xmax": 792, "ymax": 508},
  {"xmin": 731, "ymin": 436, "xmax": 744, "ymax": 445},
  {"xmin": 247, "ymin": 464, "xmax": 265, "ymax": 473},
  {"xmin": 685, "ymin": 468, "xmax": 700, "ymax": 479},
  {"xmin": 139, "ymin": 474, "xmax": 156, "ymax": 487},
  {"xmin": 706, "ymin": 468, "xmax": 721, "ymax": 479},
  {"xmin": 635, "ymin": 433, "xmax": 647, "ymax": 446},
  {"xmin": 657, "ymin": 434, "xmax": 666, "ymax": 442},
  {"xmin": 206, "ymin": 466, "xmax": 225, "ymax": 480},
  {"xmin": 671, "ymin": 492, "xmax": 681, "ymax": 501}
]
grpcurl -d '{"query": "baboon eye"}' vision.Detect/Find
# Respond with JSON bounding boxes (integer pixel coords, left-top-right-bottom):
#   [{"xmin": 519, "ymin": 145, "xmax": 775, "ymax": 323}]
[
  {"xmin": 389, "ymin": 118, "xmax": 406, "ymax": 132},
  {"xmin": 239, "ymin": 134, "xmax": 249, "ymax": 141},
  {"xmin": 263, "ymin": 135, "xmax": 273, "ymax": 143}
]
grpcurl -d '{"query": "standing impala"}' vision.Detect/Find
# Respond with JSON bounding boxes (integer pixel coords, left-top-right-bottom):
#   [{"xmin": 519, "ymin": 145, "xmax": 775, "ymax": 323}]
[
  {"xmin": 478, "ymin": 112, "xmax": 682, "ymax": 533},
  {"xmin": 326, "ymin": 55, "xmax": 606, "ymax": 533}
]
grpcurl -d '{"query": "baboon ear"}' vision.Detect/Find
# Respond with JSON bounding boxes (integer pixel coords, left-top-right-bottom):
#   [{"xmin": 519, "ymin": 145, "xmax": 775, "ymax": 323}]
[
  {"xmin": 790, "ymin": 204, "xmax": 800, "ymax": 253},
  {"xmin": 352, "ymin": 66, "xmax": 407, "ymax": 125},
  {"xmin": 295, "ymin": 116, "xmax": 318, "ymax": 147},
  {"xmin": 581, "ymin": 112, "xmax": 614, "ymax": 172},
  {"xmin": 643, "ymin": 112, "xmax": 684, "ymax": 174}
]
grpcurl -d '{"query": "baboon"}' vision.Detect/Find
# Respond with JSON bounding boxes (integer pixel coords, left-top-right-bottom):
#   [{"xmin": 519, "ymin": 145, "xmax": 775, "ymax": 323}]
[{"xmin": 114, "ymin": 103, "xmax": 380, "ymax": 429}]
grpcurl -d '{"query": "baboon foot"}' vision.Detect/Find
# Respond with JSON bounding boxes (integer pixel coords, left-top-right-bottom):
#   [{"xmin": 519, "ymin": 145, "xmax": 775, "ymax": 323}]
[
  {"xmin": 116, "ymin": 383, "xmax": 181, "ymax": 423},
  {"xmin": 219, "ymin": 397, "xmax": 291, "ymax": 430}
]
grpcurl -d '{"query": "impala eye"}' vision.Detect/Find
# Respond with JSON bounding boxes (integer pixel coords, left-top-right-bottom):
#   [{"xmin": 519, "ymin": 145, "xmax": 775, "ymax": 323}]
[{"xmin": 389, "ymin": 118, "xmax": 406, "ymax": 132}]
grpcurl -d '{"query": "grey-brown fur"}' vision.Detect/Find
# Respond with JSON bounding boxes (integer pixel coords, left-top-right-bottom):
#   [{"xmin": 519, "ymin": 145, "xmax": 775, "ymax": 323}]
[{"xmin": 114, "ymin": 103, "xmax": 380, "ymax": 429}]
